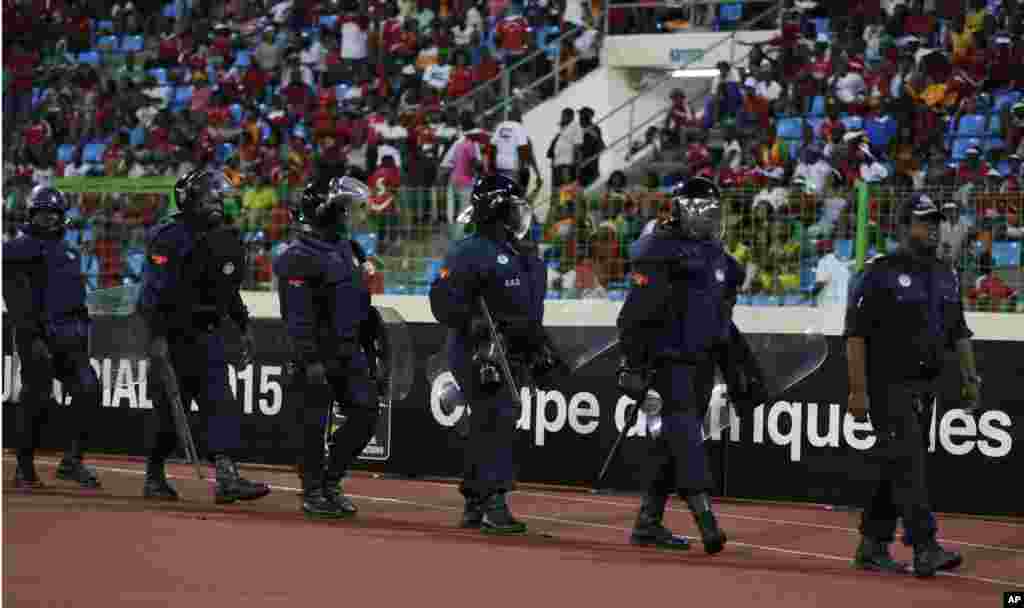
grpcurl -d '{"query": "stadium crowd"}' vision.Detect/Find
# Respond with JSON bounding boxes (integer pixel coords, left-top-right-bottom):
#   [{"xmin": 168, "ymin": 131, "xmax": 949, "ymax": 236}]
[{"xmin": 3, "ymin": 0, "xmax": 1022, "ymax": 311}]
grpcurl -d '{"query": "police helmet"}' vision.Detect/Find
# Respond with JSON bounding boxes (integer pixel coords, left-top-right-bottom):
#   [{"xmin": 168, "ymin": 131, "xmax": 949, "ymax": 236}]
[
  {"xmin": 898, "ymin": 192, "xmax": 944, "ymax": 227},
  {"xmin": 293, "ymin": 175, "xmax": 370, "ymax": 230},
  {"xmin": 464, "ymin": 174, "xmax": 532, "ymax": 240},
  {"xmin": 26, "ymin": 185, "xmax": 70, "ymax": 237},
  {"xmin": 669, "ymin": 177, "xmax": 723, "ymax": 240},
  {"xmin": 174, "ymin": 169, "xmax": 235, "ymax": 227}
]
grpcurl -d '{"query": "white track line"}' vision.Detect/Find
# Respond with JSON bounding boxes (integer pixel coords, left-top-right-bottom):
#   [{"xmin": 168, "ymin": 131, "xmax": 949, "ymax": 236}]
[
  {"xmin": 510, "ymin": 489, "xmax": 1024, "ymax": 555},
  {"xmin": 14, "ymin": 459, "xmax": 1023, "ymax": 588}
]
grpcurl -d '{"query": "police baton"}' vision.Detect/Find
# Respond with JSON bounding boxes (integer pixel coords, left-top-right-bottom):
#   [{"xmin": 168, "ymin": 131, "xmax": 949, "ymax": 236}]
[
  {"xmin": 478, "ymin": 297, "xmax": 522, "ymax": 407},
  {"xmin": 151, "ymin": 355, "xmax": 205, "ymax": 480}
]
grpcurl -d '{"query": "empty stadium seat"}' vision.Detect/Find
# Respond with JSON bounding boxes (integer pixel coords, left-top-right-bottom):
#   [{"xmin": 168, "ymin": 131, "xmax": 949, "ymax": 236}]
[
  {"xmin": 234, "ymin": 50, "xmax": 251, "ymax": 67},
  {"xmin": 97, "ymin": 20, "xmax": 114, "ymax": 32},
  {"xmin": 777, "ymin": 117, "xmax": 803, "ymax": 140},
  {"xmin": 83, "ymin": 143, "xmax": 106, "ymax": 163},
  {"xmin": 121, "ymin": 35, "xmax": 145, "ymax": 53},
  {"xmin": 809, "ymin": 96, "xmax": 826, "ymax": 117},
  {"xmin": 319, "ymin": 15, "xmax": 339, "ymax": 29},
  {"xmin": 836, "ymin": 239, "xmax": 853, "ymax": 259},
  {"xmin": 992, "ymin": 241, "xmax": 1021, "ymax": 268},
  {"xmin": 719, "ymin": 3, "xmax": 742, "ymax": 22},
  {"xmin": 865, "ymin": 116, "xmax": 898, "ymax": 148},
  {"xmin": 78, "ymin": 51, "xmax": 101, "ymax": 65},
  {"xmin": 352, "ymin": 232, "xmax": 378, "ymax": 257},
  {"xmin": 129, "ymin": 127, "xmax": 146, "ymax": 146},
  {"xmin": 230, "ymin": 103, "xmax": 244, "ymax": 125},
  {"xmin": 57, "ymin": 144, "xmax": 76, "ymax": 163},
  {"xmin": 217, "ymin": 142, "xmax": 236, "ymax": 163},
  {"xmin": 148, "ymin": 68, "xmax": 168, "ymax": 84},
  {"xmin": 97, "ymin": 35, "xmax": 119, "ymax": 51},
  {"xmin": 172, "ymin": 86, "xmax": 194, "ymax": 110},
  {"xmin": 162, "ymin": 2, "xmax": 176, "ymax": 17},
  {"xmin": 840, "ymin": 115, "xmax": 863, "ymax": 131},
  {"xmin": 951, "ymin": 137, "xmax": 982, "ymax": 161},
  {"xmin": 955, "ymin": 114, "xmax": 986, "ymax": 137},
  {"xmin": 986, "ymin": 114, "xmax": 1002, "ymax": 135}
]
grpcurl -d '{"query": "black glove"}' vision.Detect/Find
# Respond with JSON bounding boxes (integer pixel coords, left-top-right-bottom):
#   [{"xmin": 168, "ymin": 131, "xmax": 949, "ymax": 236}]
[
  {"xmin": 732, "ymin": 358, "xmax": 766, "ymax": 407},
  {"xmin": 473, "ymin": 340, "xmax": 502, "ymax": 393},
  {"xmin": 467, "ymin": 316, "xmax": 490, "ymax": 340},
  {"xmin": 616, "ymin": 358, "xmax": 649, "ymax": 403},
  {"xmin": 532, "ymin": 340, "xmax": 570, "ymax": 383}
]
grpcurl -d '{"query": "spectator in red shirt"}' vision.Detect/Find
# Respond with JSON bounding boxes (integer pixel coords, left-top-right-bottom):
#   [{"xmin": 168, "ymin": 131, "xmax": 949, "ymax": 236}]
[
  {"xmin": 956, "ymin": 146, "xmax": 990, "ymax": 185},
  {"xmin": 4, "ymin": 42, "xmax": 39, "ymax": 125},
  {"xmin": 495, "ymin": 7, "xmax": 529, "ymax": 63},
  {"xmin": 368, "ymin": 154, "xmax": 401, "ymax": 247},
  {"xmin": 447, "ymin": 50, "xmax": 476, "ymax": 98}
]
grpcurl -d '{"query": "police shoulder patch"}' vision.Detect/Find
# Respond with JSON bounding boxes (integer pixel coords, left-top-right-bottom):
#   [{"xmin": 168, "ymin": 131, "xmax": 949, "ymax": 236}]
[{"xmin": 631, "ymin": 272, "xmax": 650, "ymax": 287}]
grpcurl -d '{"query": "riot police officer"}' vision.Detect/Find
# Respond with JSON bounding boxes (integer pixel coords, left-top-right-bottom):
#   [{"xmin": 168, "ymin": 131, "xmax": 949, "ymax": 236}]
[
  {"xmin": 617, "ymin": 177, "xmax": 762, "ymax": 554},
  {"xmin": 429, "ymin": 174, "xmax": 559, "ymax": 535},
  {"xmin": 845, "ymin": 192, "xmax": 972, "ymax": 578},
  {"xmin": 138, "ymin": 169, "xmax": 269, "ymax": 504},
  {"xmin": 274, "ymin": 175, "xmax": 385, "ymax": 519},
  {"xmin": 3, "ymin": 185, "xmax": 102, "ymax": 489}
]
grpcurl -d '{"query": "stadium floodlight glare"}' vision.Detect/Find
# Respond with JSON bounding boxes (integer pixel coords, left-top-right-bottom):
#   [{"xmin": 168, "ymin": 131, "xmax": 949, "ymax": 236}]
[{"xmin": 671, "ymin": 68, "xmax": 720, "ymax": 78}]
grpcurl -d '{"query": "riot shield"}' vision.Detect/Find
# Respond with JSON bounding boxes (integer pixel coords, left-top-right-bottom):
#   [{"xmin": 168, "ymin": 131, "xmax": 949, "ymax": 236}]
[
  {"xmin": 375, "ymin": 307, "xmax": 414, "ymax": 406},
  {"xmin": 426, "ymin": 351, "xmax": 471, "ymax": 438},
  {"xmin": 86, "ymin": 285, "xmax": 204, "ymax": 479}
]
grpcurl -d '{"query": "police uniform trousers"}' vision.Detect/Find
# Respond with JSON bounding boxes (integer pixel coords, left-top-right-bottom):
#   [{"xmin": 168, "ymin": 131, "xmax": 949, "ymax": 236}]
[
  {"xmin": 288, "ymin": 351, "xmax": 379, "ymax": 480},
  {"xmin": 859, "ymin": 379, "xmax": 935, "ymax": 545},
  {"xmin": 644, "ymin": 360, "xmax": 716, "ymax": 498},
  {"xmin": 12, "ymin": 320, "xmax": 101, "ymax": 451},
  {"xmin": 449, "ymin": 339, "xmax": 521, "ymax": 501},
  {"xmin": 146, "ymin": 330, "xmax": 241, "ymax": 461}
]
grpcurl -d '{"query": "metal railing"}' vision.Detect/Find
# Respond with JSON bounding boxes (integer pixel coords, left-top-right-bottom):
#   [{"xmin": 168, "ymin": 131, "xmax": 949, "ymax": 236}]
[
  {"xmin": 7, "ymin": 182, "xmax": 1021, "ymax": 312},
  {"xmin": 574, "ymin": 1, "xmax": 783, "ymax": 187}
]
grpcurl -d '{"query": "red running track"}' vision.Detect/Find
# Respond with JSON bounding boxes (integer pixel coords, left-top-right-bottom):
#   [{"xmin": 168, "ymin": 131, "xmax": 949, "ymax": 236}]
[{"xmin": 4, "ymin": 455, "xmax": 1022, "ymax": 607}]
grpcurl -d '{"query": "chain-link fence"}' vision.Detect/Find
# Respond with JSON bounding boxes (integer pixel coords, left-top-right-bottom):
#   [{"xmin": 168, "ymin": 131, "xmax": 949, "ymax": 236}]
[{"xmin": 4, "ymin": 182, "xmax": 1021, "ymax": 313}]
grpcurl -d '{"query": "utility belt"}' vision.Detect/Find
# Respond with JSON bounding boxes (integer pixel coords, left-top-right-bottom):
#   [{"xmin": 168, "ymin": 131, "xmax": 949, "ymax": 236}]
[{"xmin": 650, "ymin": 349, "xmax": 713, "ymax": 368}]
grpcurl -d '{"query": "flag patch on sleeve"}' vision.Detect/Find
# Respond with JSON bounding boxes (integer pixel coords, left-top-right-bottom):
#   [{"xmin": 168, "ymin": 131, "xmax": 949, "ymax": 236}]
[
  {"xmin": 288, "ymin": 278, "xmax": 306, "ymax": 287},
  {"xmin": 631, "ymin": 272, "xmax": 649, "ymax": 287},
  {"xmin": 151, "ymin": 254, "xmax": 169, "ymax": 265}
]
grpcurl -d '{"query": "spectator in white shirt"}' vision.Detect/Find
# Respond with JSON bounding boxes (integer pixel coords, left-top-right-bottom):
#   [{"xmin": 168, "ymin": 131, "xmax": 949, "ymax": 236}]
[
  {"xmin": 493, "ymin": 107, "xmax": 539, "ymax": 187},
  {"xmin": 549, "ymin": 107, "xmax": 583, "ymax": 187},
  {"xmin": 754, "ymin": 60, "xmax": 783, "ymax": 104},
  {"xmin": 341, "ymin": 14, "xmax": 369, "ymax": 65},
  {"xmin": 813, "ymin": 239, "xmax": 852, "ymax": 308},
  {"xmin": 793, "ymin": 146, "xmax": 834, "ymax": 194}
]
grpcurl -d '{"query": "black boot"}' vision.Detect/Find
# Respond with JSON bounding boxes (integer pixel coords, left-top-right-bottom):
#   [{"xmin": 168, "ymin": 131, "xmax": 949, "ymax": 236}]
[
  {"xmin": 14, "ymin": 450, "xmax": 44, "ymax": 490},
  {"xmin": 480, "ymin": 492, "xmax": 527, "ymax": 535},
  {"xmin": 686, "ymin": 492, "xmax": 727, "ymax": 555},
  {"xmin": 913, "ymin": 539, "xmax": 963, "ymax": 578},
  {"xmin": 142, "ymin": 458, "xmax": 179, "ymax": 501},
  {"xmin": 630, "ymin": 494, "xmax": 690, "ymax": 550},
  {"xmin": 324, "ymin": 471, "xmax": 358, "ymax": 516},
  {"xmin": 460, "ymin": 494, "xmax": 485, "ymax": 529},
  {"xmin": 56, "ymin": 443, "xmax": 100, "ymax": 488},
  {"xmin": 853, "ymin": 536, "xmax": 910, "ymax": 573},
  {"xmin": 302, "ymin": 473, "xmax": 349, "ymax": 519},
  {"xmin": 214, "ymin": 455, "xmax": 271, "ymax": 505}
]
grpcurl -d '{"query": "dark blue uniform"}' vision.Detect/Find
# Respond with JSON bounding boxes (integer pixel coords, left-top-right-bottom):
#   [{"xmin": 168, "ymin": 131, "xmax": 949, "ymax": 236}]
[
  {"xmin": 273, "ymin": 234, "xmax": 378, "ymax": 486},
  {"xmin": 3, "ymin": 232, "xmax": 101, "ymax": 464},
  {"xmin": 619, "ymin": 229, "xmax": 745, "ymax": 497},
  {"xmin": 137, "ymin": 219, "xmax": 250, "ymax": 460},
  {"xmin": 430, "ymin": 234, "xmax": 546, "ymax": 500},
  {"xmin": 844, "ymin": 250, "xmax": 971, "ymax": 547}
]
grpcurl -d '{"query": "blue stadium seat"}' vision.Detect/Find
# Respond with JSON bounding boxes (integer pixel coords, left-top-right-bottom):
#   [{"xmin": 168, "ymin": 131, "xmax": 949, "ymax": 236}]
[
  {"xmin": 424, "ymin": 259, "xmax": 443, "ymax": 283},
  {"xmin": 997, "ymin": 160, "xmax": 1011, "ymax": 175},
  {"xmin": 809, "ymin": 96, "xmax": 826, "ymax": 117},
  {"xmin": 783, "ymin": 294, "xmax": 805, "ymax": 306},
  {"xmin": 319, "ymin": 15, "xmax": 339, "ymax": 29},
  {"xmin": 737, "ymin": 294, "xmax": 752, "ymax": 306},
  {"xmin": 955, "ymin": 114, "xmax": 986, "ymax": 137},
  {"xmin": 545, "ymin": 290, "xmax": 563, "ymax": 300},
  {"xmin": 840, "ymin": 115, "xmax": 863, "ymax": 131},
  {"xmin": 125, "ymin": 251, "xmax": 147, "ymax": 279},
  {"xmin": 992, "ymin": 241, "xmax": 1021, "ymax": 268},
  {"xmin": 78, "ymin": 51, "xmax": 101, "ymax": 65},
  {"xmin": 83, "ymin": 143, "xmax": 106, "ymax": 163},
  {"xmin": 813, "ymin": 18, "xmax": 830, "ymax": 36},
  {"xmin": 97, "ymin": 20, "xmax": 114, "ymax": 32},
  {"xmin": 57, "ymin": 144, "xmax": 76, "ymax": 163},
  {"xmin": 411, "ymin": 286, "xmax": 429, "ymax": 296},
  {"xmin": 609, "ymin": 290, "xmax": 627, "ymax": 301},
  {"xmin": 777, "ymin": 117, "xmax": 804, "ymax": 140},
  {"xmin": 719, "ymin": 3, "xmax": 742, "ymax": 22},
  {"xmin": 148, "ymin": 68, "xmax": 167, "ymax": 84},
  {"xmin": 121, "ymin": 35, "xmax": 144, "ymax": 53},
  {"xmin": 951, "ymin": 137, "xmax": 982, "ymax": 161},
  {"xmin": 752, "ymin": 295, "xmax": 777, "ymax": 307},
  {"xmin": 217, "ymin": 142, "xmax": 235, "ymax": 163},
  {"xmin": 865, "ymin": 116, "xmax": 898, "ymax": 148},
  {"xmin": 162, "ymin": 2, "xmax": 176, "ymax": 18},
  {"xmin": 836, "ymin": 239, "xmax": 853, "ymax": 259},
  {"xmin": 97, "ymin": 35, "xmax": 119, "ymax": 51},
  {"xmin": 229, "ymin": 103, "xmax": 244, "ymax": 125},
  {"xmin": 353, "ymin": 232, "xmax": 378, "ymax": 257},
  {"xmin": 234, "ymin": 50, "xmax": 251, "ymax": 68},
  {"xmin": 172, "ymin": 86, "xmax": 194, "ymax": 110},
  {"xmin": 800, "ymin": 265, "xmax": 816, "ymax": 290},
  {"xmin": 129, "ymin": 126, "xmax": 146, "ymax": 147}
]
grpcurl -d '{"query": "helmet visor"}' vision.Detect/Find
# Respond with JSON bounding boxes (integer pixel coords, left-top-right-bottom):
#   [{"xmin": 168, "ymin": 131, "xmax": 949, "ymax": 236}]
[{"xmin": 508, "ymin": 198, "xmax": 532, "ymax": 240}]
